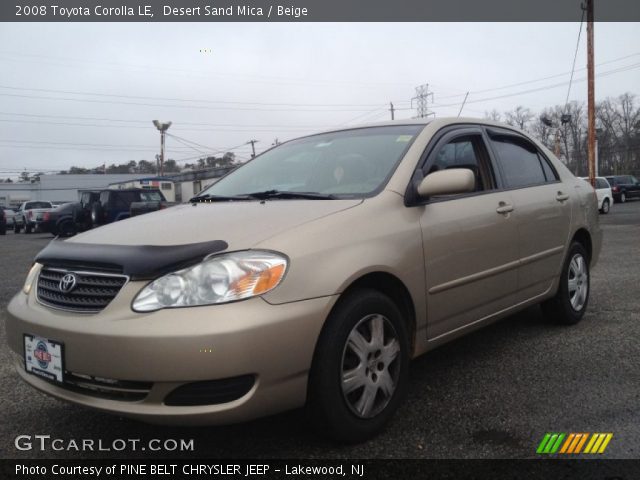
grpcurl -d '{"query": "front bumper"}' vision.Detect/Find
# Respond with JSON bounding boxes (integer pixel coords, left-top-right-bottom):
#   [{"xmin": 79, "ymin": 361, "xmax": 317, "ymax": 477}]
[{"xmin": 6, "ymin": 283, "xmax": 337, "ymax": 425}]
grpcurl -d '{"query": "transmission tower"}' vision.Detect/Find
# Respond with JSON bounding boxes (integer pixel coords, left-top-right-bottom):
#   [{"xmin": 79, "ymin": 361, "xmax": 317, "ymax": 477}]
[{"xmin": 411, "ymin": 84, "xmax": 435, "ymax": 119}]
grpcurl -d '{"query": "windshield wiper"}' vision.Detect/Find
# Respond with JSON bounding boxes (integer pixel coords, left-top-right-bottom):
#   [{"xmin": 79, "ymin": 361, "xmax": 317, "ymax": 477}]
[
  {"xmin": 189, "ymin": 194, "xmax": 252, "ymax": 203},
  {"xmin": 244, "ymin": 190, "xmax": 336, "ymax": 200}
]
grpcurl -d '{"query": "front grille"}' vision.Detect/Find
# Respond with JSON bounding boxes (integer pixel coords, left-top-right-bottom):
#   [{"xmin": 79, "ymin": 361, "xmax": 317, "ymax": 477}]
[
  {"xmin": 37, "ymin": 267, "xmax": 128, "ymax": 313},
  {"xmin": 63, "ymin": 371, "xmax": 152, "ymax": 401}
]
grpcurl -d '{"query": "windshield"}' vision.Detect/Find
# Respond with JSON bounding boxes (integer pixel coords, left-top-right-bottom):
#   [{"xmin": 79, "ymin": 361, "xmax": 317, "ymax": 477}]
[{"xmin": 198, "ymin": 125, "xmax": 424, "ymax": 199}]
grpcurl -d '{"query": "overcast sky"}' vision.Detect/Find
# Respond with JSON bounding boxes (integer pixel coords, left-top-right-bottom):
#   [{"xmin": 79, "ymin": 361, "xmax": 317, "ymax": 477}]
[{"xmin": 0, "ymin": 22, "xmax": 638, "ymax": 178}]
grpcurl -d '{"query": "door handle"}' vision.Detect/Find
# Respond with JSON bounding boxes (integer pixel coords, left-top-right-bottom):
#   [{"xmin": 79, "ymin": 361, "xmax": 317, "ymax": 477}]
[
  {"xmin": 556, "ymin": 192, "xmax": 570, "ymax": 202},
  {"xmin": 496, "ymin": 203, "xmax": 514, "ymax": 215}
]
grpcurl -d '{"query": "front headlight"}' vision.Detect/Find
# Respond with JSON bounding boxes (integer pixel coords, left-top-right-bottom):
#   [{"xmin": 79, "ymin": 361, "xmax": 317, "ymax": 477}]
[
  {"xmin": 132, "ymin": 251, "xmax": 288, "ymax": 312},
  {"xmin": 23, "ymin": 263, "xmax": 42, "ymax": 295}
]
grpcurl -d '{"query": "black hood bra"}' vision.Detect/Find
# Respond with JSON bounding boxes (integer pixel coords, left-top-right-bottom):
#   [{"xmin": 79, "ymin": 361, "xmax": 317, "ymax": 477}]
[{"xmin": 35, "ymin": 239, "xmax": 229, "ymax": 280}]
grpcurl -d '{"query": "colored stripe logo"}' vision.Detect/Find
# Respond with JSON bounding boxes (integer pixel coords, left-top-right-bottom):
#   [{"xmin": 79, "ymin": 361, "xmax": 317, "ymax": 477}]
[{"xmin": 537, "ymin": 433, "xmax": 613, "ymax": 454}]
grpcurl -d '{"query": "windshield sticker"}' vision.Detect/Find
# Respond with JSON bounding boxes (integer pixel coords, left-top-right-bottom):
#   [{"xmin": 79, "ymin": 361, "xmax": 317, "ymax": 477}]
[
  {"xmin": 315, "ymin": 141, "xmax": 333, "ymax": 148},
  {"xmin": 396, "ymin": 135, "xmax": 413, "ymax": 143}
]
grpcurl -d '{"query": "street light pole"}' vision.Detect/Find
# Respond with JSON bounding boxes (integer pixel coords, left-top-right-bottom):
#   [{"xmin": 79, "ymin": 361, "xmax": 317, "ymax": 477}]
[{"xmin": 153, "ymin": 120, "xmax": 172, "ymax": 177}]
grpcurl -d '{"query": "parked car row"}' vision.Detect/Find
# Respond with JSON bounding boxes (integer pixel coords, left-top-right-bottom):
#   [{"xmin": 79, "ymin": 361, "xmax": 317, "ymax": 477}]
[{"xmin": 2, "ymin": 188, "xmax": 172, "ymax": 237}]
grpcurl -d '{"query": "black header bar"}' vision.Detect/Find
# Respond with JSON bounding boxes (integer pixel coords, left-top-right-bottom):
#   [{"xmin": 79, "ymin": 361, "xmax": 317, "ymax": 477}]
[{"xmin": 3, "ymin": 0, "xmax": 640, "ymax": 22}]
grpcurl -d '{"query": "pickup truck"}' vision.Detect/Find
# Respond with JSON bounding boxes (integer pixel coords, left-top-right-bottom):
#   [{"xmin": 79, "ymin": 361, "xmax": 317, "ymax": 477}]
[
  {"xmin": 14, "ymin": 201, "xmax": 54, "ymax": 233},
  {"xmin": 90, "ymin": 188, "xmax": 169, "ymax": 226}
]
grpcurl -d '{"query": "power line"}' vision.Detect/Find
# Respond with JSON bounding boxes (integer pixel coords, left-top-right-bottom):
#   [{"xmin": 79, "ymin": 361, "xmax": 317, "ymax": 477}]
[
  {"xmin": 431, "ymin": 63, "xmax": 640, "ymax": 108},
  {"xmin": 0, "ymin": 84, "xmax": 395, "ymax": 108},
  {"xmin": 435, "ymin": 51, "xmax": 640, "ymax": 101},
  {"xmin": 0, "ymin": 92, "xmax": 388, "ymax": 113},
  {"xmin": 165, "ymin": 133, "xmax": 218, "ymax": 152},
  {"xmin": 564, "ymin": 7, "xmax": 586, "ymax": 112},
  {"xmin": 0, "ymin": 50, "xmax": 416, "ymax": 89}
]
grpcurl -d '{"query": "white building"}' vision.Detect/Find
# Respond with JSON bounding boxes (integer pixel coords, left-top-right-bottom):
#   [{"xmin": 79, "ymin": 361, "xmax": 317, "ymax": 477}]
[{"xmin": 0, "ymin": 174, "xmax": 156, "ymax": 207}]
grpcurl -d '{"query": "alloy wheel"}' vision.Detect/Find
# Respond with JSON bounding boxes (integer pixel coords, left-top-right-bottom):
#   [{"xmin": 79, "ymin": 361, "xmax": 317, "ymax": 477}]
[
  {"xmin": 568, "ymin": 253, "xmax": 588, "ymax": 311},
  {"xmin": 341, "ymin": 313, "xmax": 401, "ymax": 419}
]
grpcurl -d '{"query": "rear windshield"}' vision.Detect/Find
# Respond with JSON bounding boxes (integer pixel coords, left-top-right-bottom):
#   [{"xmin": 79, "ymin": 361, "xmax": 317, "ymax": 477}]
[
  {"xmin": 25, "ymin": 202, "xmax": 51, "ymax": 209},
  {"xmin": 139, "ymin": 191, "xmax": 164, "ymax": 202}
]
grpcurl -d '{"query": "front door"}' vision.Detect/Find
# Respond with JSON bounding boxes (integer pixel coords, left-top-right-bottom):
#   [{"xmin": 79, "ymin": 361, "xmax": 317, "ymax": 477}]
[{"xmin": 418, "ymin": 129, "xmax": 520, "ymax": 340}]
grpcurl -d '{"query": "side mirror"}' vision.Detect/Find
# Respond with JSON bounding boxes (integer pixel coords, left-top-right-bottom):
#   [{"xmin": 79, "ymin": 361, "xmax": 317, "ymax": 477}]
[{"xmin": 417, "ymin": 168, "xmax": 476, "ymax": 198}]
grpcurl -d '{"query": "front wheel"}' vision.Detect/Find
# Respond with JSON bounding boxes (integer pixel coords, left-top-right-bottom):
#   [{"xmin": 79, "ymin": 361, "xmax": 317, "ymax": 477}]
[
  {"xmin": 600, "ymin": 198, "xmax": 610, "ymax": 214},
  {"xmin": 307, "ymin": 289, "xmax": 410, "ymax": 443},
  {"xmin": 542, "ymin": 242, "xmax": 590, "ymax": 325}
]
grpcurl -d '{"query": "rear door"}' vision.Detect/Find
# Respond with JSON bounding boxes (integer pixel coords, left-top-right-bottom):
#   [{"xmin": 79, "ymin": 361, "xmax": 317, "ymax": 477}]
[
  {"xmin": 417, "ymin": 127, "xmax": 520, "ymax": 339},
  {"xmin": 486, "ymin": 129, "xmax": 571, "ymax": 302}
]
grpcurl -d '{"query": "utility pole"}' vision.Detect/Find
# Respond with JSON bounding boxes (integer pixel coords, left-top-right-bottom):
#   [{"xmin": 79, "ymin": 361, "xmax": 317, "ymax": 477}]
[
  {"xmin": 153, "ymin": 120, "xmax": 172, "ymax": 177},
  {"xmin": 389, "ymin": 102, "xmax": 395, "ymax": 120},
  {"xmin": 248, "ymin": 139, "xmax": 258, "ymax": 158},
  {"xmin": 411, "ymin": 84, "xmax": 435, "ymax": 119},
  {"xmin": 586, "ymin": 0, "xmax": 596, "ymax": 187}
]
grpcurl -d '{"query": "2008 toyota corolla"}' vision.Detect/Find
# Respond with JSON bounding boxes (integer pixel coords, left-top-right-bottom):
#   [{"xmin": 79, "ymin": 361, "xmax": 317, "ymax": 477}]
[{"xmin": 6, "ymin": 118, "xmax": 601, "ymax": 442}]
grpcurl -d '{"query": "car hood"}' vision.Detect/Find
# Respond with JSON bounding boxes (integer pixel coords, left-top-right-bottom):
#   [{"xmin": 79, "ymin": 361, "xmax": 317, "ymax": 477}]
[{"xmin": 66, "ymin": 199, "xmax": 363, "ymax": 249}]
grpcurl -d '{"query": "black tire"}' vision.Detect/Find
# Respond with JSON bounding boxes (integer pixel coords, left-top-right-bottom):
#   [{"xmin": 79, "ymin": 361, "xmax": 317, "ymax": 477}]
[
  {"xmin": 0, "ymin": 226, "xmax": 5, "ymax": 235},
  {"xmin": 307, "ymin": 289, "xmax": 410, "ymax": 443},
  {"xmin": 620, "ymin": 191, "xmax": 626, "ymax": 203},
  {"xmin": 13, "ymin": 222, "xmax": 21, "ymax": 233},
  {"xmin": 24, "ymin": 221, "xmax": 32, "ymax": 234},
  {"xmin": 541, "ymin": 242, "xmax": 590, "ymax": 325},
  {"xmin": 600, "ymin": 198, "xmax": 610, "ymax": 214},
  {"xmin": 57, "ymin": 219, "xmax": 77, "ymax": 237}
]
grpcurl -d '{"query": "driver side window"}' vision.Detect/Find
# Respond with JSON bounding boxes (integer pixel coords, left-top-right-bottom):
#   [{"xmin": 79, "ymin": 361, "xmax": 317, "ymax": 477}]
[{"xmin": 425, "ymin": 135, "xmax": 495, "ymax": 193}]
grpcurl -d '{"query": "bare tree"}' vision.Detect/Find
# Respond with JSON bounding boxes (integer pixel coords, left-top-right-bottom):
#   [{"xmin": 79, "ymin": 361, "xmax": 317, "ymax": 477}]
[{"xmin": 504, "ymin": 106, "xmax": 534, "ymax": 132}]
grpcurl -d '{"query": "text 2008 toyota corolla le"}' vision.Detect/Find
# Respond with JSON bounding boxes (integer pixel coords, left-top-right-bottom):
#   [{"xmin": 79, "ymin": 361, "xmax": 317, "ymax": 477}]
[{"xmin": 6, "ymin": 118, "xmax": 601, "ymax": 442}]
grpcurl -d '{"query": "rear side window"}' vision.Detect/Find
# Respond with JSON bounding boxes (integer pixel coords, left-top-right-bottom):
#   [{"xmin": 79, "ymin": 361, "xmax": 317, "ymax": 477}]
[
  {"xmin": 596, "ymin": 178, "xmax": 609, "ymax": 189},
  {"xmin": 490, "ymin": 137, "xmax": 551, "ymax": 188}
]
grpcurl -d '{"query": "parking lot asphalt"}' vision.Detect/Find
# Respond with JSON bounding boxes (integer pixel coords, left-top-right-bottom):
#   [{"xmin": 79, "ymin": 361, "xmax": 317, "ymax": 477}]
[{"xmin": 1, "ymin": 201, "xmax": 639, "ymax": 460}]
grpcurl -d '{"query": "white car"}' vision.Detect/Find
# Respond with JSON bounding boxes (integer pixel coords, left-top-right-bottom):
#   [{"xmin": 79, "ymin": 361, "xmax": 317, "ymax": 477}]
[{"xmin": 580, "ymin": 177, "xmax": 613, "ymax": 214}]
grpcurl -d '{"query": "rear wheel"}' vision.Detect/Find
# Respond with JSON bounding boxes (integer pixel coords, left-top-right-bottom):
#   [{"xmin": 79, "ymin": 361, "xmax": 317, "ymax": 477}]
[
  {"xmin": 13, "ymin": 222, "xmax": 21, "ymax": 233},
  {"xmin": 308, "ymin": 289, "xmax": 410, "ymax": 443},
  {"xmin": 620, "ymin": 191, "xmax": 627, "ymax": 203},
  {"xmin": 542, "ymin": 242, "xmax": 590, "ymax": 325},
  {"xmin": 24, "ymin": 220, "xmax": 32, "ymax": 234},
  {"xmin": 57, "ymin": 219, "xmax": 77, "ymax": 237},
  {"xmin": 600, "ymin": 198, "xmax": 610, "ymax": 214}
]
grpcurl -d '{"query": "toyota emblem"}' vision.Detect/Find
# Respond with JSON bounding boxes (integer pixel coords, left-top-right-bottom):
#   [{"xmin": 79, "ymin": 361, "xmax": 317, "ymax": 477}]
[{"xmin": 59, "ymin": 273, "xmax": 77, "ymax": 293}]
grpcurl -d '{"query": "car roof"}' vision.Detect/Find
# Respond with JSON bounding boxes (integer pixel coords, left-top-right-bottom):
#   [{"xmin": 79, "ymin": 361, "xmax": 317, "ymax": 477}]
[{"xmin": 309, "ymin": 116, "xmax": 532, "ymax": 137}]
